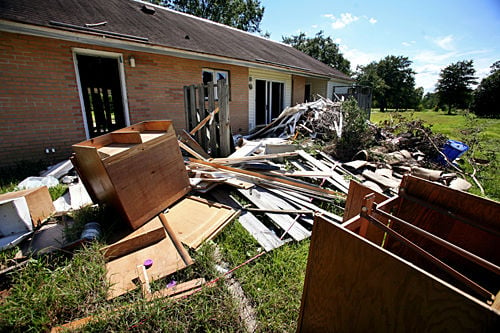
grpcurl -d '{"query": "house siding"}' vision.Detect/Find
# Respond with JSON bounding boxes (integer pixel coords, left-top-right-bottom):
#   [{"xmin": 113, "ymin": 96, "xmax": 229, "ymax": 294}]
[
  {"xmin": 248, "ymin": 68, "xmax": 292, "ymax": 130},
  {"xmin": 292, "ymin": 75, "xmax": 306, "ymax": 105},
  {"xmin": 0, "ymin": 32, "xmax": 248, "ymax": 167}
]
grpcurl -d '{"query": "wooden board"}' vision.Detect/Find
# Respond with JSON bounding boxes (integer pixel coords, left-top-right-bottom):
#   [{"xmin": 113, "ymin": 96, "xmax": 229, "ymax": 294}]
[
  {"xmin": 165, "ymin": 196, "xmax": 239, "ymax": 249},
  {"xmin": 105, "ymin": 217, "xmax": 192, "ymax": 299},
  {"xmin": 0, "ymin": 186, "xmax": 55, "ymax": 228},
  {"xmin": 297, "ymin": 214, "xmax": 500, "ymax": 332}
]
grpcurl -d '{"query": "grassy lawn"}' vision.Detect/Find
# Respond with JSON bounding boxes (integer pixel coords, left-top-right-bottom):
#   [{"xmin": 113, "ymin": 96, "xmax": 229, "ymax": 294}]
[{"xmin": 370, "ymin": 109, "xmax": 499, "ymax": 200}]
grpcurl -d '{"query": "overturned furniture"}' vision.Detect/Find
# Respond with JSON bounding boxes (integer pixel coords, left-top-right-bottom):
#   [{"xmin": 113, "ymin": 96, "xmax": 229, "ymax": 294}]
[
  {"xmin": 298, "ymin": 175, "xmax": 500, "ymax": 332},
  {"xmin": 71, "ymin": 120, "xmax": 190, "ymax": 230},
  {"xmin": 0, "ymin": 186, "xmax": 55, "ymax": 250}
]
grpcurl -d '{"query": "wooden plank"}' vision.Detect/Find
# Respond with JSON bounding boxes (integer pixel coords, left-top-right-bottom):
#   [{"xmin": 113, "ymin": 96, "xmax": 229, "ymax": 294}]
[
  {"xmin": 297, "ymin": 150, "xmax": 349, "ymax": 193},
  {"xmin": 148, "ymin": 278, "xmax": 206, "ymax": 301},
  {"xmin": 238, "ymin": 188, "xmax": 310, "ymax": 241},
  {"xmin": 0, "ymin": 186, "xmax": 55, "ymax": 228},
  {"xmin": 105, "ymin": 217, "xmax": 192, "ymax": 300},
  {"xmin": 209, "ymin": 189, "xmax": 285, "ymax": 251},
  {"xmin": 183, "ymin": 85, "xmax": 191, "ymax": 131},
  {"xmin": 297, "ymin": 215, "xmax": 500, "ymax": 332},
  {"xmin": 178, "ymin": 130, "xmax": 210, "ymax": 159},
  {"xmin": 218, "ymin": 79, "xmax": 231, "ymax": 157},
  {"xmin": 210, "ymin": 151, "xmax": 298, "ymax": 165},
  {"xmin": 164, "ymin": 196, "xmax": 239, "ymax": 249},
  {"xmin": 101, "ymin": 226, "xmax": 165, "ymax": 261},
  {"xmin": 189, "ymin": 159, "xmax": 345, "ymax": 200},
  {"xmin": 229, "ymin": 141, "xmax": 262, "ymax": 158},
  {"xmin": 178, "ymin": 140, "xmax": 208, "ymax": 161},
  {"xmin": 51, "ymin": 278, "xmax": 206, "ymax": 332}
]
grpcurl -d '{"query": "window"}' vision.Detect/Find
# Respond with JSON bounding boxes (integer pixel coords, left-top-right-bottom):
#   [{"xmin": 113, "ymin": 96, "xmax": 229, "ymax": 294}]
[{"xmin": 202, "ymin": 68, "xmax": 229, "ymax": 100}]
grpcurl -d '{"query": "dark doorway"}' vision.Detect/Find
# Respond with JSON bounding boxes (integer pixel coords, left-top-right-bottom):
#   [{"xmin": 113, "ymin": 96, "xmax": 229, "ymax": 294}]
[
  {"xmin": 255, "ymin": 79, "xmax": 284, "ymax": 126},
  {"xmin": 255, "ymin": 79, "xmax": 267, "ymax": 126},
  {"xmin": 304, "ymin": 84, "xmax": 311, "ymax": 102},
  {"xmin": 76, "ymin": 55, "xmax": 126, "ymax": 137}
]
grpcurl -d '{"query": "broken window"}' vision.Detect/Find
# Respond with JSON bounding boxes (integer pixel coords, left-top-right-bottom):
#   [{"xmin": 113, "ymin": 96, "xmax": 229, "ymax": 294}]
[{"xmin": 202, "ymin": 68, "xmax": 229, "ymax": 100}]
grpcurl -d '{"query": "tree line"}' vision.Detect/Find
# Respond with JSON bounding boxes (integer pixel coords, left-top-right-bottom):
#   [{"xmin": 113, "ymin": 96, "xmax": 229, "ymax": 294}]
[{"xmin": 149, "ymin": 0, "xmax": 499, "ymax": 118}]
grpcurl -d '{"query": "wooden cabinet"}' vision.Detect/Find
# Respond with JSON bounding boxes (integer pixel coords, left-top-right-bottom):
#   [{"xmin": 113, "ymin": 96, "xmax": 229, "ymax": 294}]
[{"xmin": 72, "ymin": 121, "xmax": 190, "ymax": 230}]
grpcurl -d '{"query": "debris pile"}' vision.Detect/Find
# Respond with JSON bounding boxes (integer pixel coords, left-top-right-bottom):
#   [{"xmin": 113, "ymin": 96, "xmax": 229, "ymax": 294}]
[{"xmin": 1, "ymin": 95, "xmax": 496, "ymax": 331}]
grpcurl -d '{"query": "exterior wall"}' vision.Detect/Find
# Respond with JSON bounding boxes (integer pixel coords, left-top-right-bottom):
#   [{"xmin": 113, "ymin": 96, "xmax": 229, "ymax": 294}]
[
  {"xmin": 306, "ymin": 78, "xmax": 328, "ymax": 100},
  {"xmin": 292, "ymin": 75, "xmax": 306, "ymax": 105},
  {"xmin": 0, "ymin": 32, "xmax": 248, "ymax": 167},
  {"xmin": 248, "ymin": 68, "xmax": 292, "ymax": 130}
]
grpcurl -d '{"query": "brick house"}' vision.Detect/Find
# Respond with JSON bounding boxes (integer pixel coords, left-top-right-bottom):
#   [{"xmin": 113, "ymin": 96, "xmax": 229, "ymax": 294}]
[{"xmin": 0, "ymin": 0, "xmax": 353, "ymax": 168}]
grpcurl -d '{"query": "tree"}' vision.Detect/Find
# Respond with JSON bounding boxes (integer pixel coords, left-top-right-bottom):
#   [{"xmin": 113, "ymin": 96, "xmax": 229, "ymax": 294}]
[
  {"xmin": 422, "ymin": 92, "xmax": 439, "ymax": 110},
  {"xmin": 471, "ymin": 61, "xmax": 500, "ymax": 118},
  {"xmin": 152, "ymin": 0, "xmax": 265, "ymax": 33},
  {"xmin": 282, "ymin": 31, "xmax": 351, "ymax": 75},
  {"xmin": 436, "ymin": 60, "xmax": 477, "ymax": 114},
  {"xmin": 355, "ymin": 55, "xmax": 416, "ymax": 112}
]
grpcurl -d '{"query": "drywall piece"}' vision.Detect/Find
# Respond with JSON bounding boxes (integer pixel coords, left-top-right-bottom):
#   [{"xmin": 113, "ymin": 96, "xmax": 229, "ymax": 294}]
[
  {"xmin": 297, "ymin": 214, "xmax": 500, "ymax": 332},
  {"xmin": 229, "ymin": 141, "xmax": 262, "ymax": 158},
  {"xmin": 238, "ymin": 187, "xmax": 310, "ymax": 241},
  {"xmin": 209, "ymin": 189, "xmax": 284, "ymax": 251},
  {"xmin": 72, "ymin": 120, "xmax": 191, "ymax": 230},
  {"xmin": 105, "ymin": 217, "xmax": 193, "ymax": 299},
  {"xmin": 0, "ymin": 186, "xmax": 55, "ymax": 228},
  {"xmin": 0, "ymin": 197, "xmax": 33, "ymax": 250},
  {"xmin": 69, "ymin": 182, "xmax": 93, "ymax": 210},
  {"xmin": 41, "ymin": 159, "xmax": 74, "ymax": 179},
  {"xmin": 362, "ymin": 169, "xmax": 401, "ymax": 189},
  {"xmin": 165, "ymin": 196, "xmax": 239, "ymax": 250}
]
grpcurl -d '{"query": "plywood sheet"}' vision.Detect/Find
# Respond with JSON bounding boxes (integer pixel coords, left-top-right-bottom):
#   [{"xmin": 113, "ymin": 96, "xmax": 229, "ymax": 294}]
[
  {"xmin": 297, "ymin": 215, "xmax": 500, "ymax": 332},
  {"xmin": 105, "ymin": 217, "xmax": 192, "ymax": 299},
  {"xmin": 165, "ymin": 196, "xmax": 239, "ymax": 249}
]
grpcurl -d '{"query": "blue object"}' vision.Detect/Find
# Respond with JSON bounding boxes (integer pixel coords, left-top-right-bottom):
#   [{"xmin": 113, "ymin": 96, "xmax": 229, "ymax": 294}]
[{"xmin": 438, "ymin": 140, "xmax": 469, "ymax": 164}]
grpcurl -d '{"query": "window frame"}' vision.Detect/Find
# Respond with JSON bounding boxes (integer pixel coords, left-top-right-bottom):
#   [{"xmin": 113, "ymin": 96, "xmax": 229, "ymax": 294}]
[{"xmin": 202, "ymin": 68, "xmax": 230, "ymax": 100}]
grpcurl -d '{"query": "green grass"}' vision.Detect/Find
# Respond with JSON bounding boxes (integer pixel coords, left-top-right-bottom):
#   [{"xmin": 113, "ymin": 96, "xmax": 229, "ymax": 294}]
[
  {"xmin": 217, "ymin": 221, "xmax": 310, "ymax": 332},
  {"xmin": 370, "ymin": 109, "xmax": 500, "ymax": 200}
]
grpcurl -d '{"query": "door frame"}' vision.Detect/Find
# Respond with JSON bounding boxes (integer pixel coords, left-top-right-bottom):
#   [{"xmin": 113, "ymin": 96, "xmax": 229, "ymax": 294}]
[
  {"xmin": 255, "ymin": 79, "xmax": 285, "ymax": 125},
  {"xmin": 72, "ymin": 48, "xmax": 131, "ymax": 139}
]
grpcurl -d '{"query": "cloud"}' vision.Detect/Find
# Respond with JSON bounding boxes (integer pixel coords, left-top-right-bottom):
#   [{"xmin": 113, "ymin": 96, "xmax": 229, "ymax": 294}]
[
  {"xmin": 402, "ymin": 40, "xmax": 416, "ymax": 47},
  {"xmin": 324, "ymin": 13, "xmax": 359, "ymax": 29},
  {"xmin": 369, "ymin": 18, "xmax": 377, "ymax": 24},
  {"xmin": 431, "ymin": 35, "xmax": 455, "ymax": 51}
]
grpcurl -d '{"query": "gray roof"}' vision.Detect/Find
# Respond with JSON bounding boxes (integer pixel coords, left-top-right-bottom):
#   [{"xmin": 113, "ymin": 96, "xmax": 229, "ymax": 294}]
[{"xmin": 0, "ymin": 0, "xmax": 352, "ymax": 81}]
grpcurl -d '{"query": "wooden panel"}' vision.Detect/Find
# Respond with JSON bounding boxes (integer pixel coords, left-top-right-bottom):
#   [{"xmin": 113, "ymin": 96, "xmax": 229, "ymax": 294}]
[
  {"xmin": 297, "ymin": 215, "xmax": 500, "ymax": 332},
  {"xmin": 165, "ymin": 196, "xmax": 239, "ymax": 249},
  {"xmin": 383, "ymin": 176, "xmax": 500, "ymax": 295},
  {"xmin": 101, "ymin": 225, "xmax": 165, "ymax": 261},
  {"xmin": 72, "ymin": 120, "xmax": 191, "ymax": 230},
  {"xmin": 0, "ymin": 186, "xmax": 55, "ymax": 228},
  {"xmin": 343, "ymin": 180, "xmax": 388, "ymax": 245},
  {"xmin": 105, "ymin": 217, "xmax": 192, "ymax": 300}
]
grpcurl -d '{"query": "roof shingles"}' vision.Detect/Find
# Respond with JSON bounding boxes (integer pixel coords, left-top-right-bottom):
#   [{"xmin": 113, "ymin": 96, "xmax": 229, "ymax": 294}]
[{"xmin": 0, "ymin": 0, "xmax": 352, "ymax": 80}]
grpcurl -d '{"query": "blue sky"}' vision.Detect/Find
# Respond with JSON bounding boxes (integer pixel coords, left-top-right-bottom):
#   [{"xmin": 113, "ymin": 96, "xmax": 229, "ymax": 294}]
[{"xmin": 259, "ymin": 0, "xmax": 500, "ymax": 93}]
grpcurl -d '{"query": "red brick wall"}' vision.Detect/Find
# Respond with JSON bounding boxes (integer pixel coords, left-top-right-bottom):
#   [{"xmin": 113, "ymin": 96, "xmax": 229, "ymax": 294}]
[
  {"xmin": 0, "ymin": 32, "xmax": 249, "ymax": 168},
  {"xmin": 292, "ymin": 75, "xmax": 306, "ymax": 105}
]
